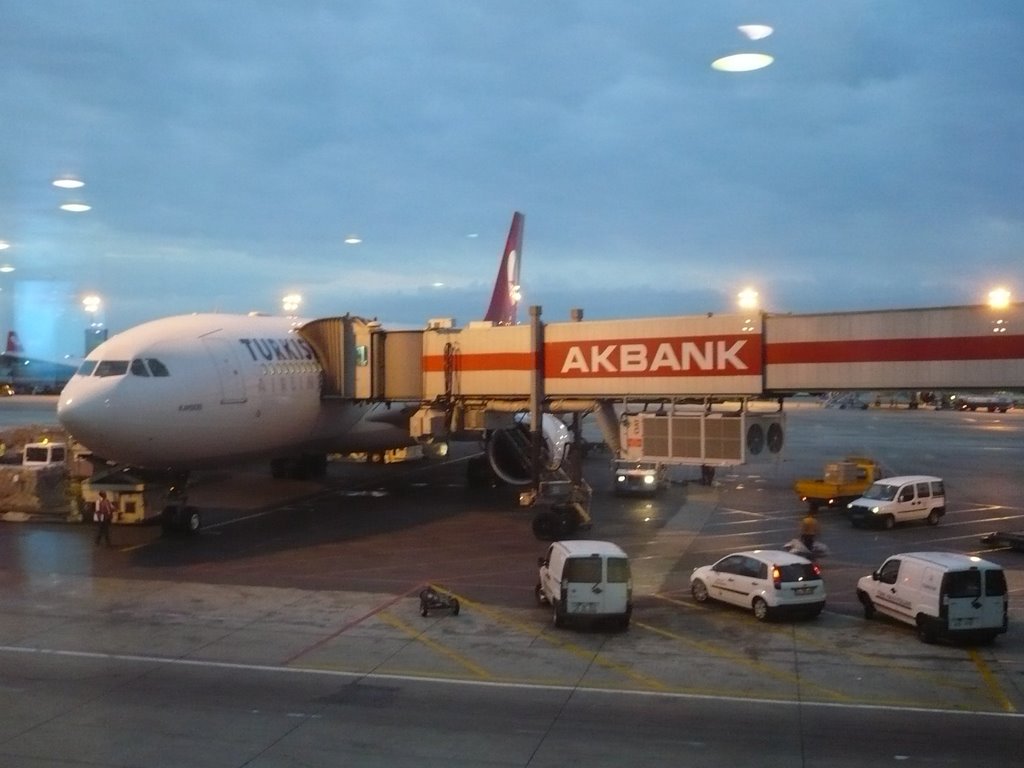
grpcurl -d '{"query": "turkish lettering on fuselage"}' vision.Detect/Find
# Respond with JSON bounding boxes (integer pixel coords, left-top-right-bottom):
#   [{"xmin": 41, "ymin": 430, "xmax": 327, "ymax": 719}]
[{"xmin": 237, "ymin": 338, "xmax": 316, "ymax": 363}]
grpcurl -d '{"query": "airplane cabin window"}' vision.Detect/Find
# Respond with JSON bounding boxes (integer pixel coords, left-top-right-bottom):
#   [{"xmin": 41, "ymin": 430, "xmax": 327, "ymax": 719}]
[
  {"xmin": 94, "ymin": 360, "xmax": 130, "ymax": 377},
  {"xmin": 130, "ymin": 359, "xmax": 150, "ymax": 377},
  {"xmin": 146, "ymin": 358, "xmax": 170, "ymax": 376},
  {"xmin": 77, "ymin": 360, "xmax": 98, "ymax": 376}
]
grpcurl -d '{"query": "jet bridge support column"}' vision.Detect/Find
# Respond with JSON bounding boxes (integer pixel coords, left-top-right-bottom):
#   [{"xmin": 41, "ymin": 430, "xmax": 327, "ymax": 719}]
[
  {"xmin": 530, "ymin": 305, "xmax": 544, "ymax": 489},
  {"xmin": 527, "ymin": 305, "xmax": 593, "ymax": 540}
]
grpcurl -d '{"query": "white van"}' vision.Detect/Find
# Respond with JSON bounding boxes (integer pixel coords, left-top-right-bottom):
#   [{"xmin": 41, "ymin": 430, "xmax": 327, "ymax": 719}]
[
  {"xmin": 856, "ymin": 552, "xmax": 1008, "ymax": 644},
  {"xmin": 536, "ymin": 540, "xmax": 632, "ymax": 629},
  {"xmin": 846, "ymin": 475, "xmax": 945, "ymax": 529}
]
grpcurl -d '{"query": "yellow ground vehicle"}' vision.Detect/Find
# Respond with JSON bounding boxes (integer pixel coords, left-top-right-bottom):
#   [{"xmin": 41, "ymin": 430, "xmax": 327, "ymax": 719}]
[{"xmin": 794, "ymin": 457, "xmax": 882, "ymax": 511}]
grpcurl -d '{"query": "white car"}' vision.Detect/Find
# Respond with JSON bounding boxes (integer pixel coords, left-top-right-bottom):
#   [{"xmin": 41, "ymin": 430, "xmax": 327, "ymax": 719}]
[{"xmin": 690, "ymin": 550, "xmax": 826, "ymax": 621}]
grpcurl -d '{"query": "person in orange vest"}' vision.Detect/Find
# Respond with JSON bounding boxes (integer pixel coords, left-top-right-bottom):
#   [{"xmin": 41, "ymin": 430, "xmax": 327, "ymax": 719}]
[
  {"xmin": 94, "ymin": 491, "xmax": 115, "ymax": 547},
  {"xmin": 799, "ymin": 511, "xmax": 820, "ymax": 552}
]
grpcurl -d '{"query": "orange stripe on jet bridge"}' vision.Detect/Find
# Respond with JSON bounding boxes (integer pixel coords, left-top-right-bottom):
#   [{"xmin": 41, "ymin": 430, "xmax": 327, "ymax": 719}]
[
  {"xmin": 422, "ymin": 351, "xmax": 534, "ymax": 372},
  {"xmin": 766, "ymin": 334, "xmax": 1024, "ymax": 364}
]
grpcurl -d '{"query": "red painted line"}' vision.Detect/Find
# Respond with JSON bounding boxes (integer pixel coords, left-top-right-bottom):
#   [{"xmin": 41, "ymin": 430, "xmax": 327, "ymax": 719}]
[
  {"xmin": 282, "ymin": 583, "xmax": 423, "ymax": 666},
  {"xmin": 766, "ymin": 335, "xmax": 1024, "ymax": 364}
]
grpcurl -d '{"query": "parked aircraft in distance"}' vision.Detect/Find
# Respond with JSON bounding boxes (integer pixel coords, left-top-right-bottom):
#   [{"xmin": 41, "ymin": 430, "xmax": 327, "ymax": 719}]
[
  {"xmin": 0, "ymin": 331, "xmax": 78, "ymax": 394},
  {"xmin": 58, "ymin": 212, "xmax": 570, "ymax": 533}
]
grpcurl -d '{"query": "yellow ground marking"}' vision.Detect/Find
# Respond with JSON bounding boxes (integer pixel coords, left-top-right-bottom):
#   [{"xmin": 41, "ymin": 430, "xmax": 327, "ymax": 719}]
[
  {"xmin": 634, "ymin": 620, "xmax": 852, "ymax": 702},
  {"xmin": 377, "ymin": 610, "xmax": 493, "ymax": 680},
  {"xmin": 653, "ymin": 594, "xmax": 1014, "ymax": 708},
  {"xmin": 968, "ymin": 648, "xmax": 1017, "ymax": 713},
  {"xmin": 401, "ymin": 587, "xmax": 672, "ymax": 691},
  {"xmin": 292, "ymin": 585, "xmax": 1019, "ymax": 711}
]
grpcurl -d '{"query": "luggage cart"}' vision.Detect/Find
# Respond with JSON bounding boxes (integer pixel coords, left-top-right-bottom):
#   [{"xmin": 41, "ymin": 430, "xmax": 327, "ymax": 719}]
[{"xmin": 419, "ymin": 586, "xmax": 460, "ymax": 616}]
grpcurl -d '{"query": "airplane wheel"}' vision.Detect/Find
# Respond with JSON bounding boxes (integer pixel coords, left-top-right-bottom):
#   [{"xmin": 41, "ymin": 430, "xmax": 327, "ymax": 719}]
[{"xmin": 183, "ymin": 507, "xmax": 202, "ymax": 535}]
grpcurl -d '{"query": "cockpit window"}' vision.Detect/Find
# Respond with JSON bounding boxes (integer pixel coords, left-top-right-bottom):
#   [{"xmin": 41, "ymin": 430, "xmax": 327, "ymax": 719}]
[
  {"xmin": 94, "ymin": 360, "xmax": 129, "ymax": 377},
  {"xmin": 130, "ymin": 359, "xmax": 150, "ymax": 377},
  {"xmin": 77, "ymin": 360, "xmax": 98, "ymax": 377},
  {"xmin": 146, "ymin": 358, "xmax": 170, "ymax": 376}
]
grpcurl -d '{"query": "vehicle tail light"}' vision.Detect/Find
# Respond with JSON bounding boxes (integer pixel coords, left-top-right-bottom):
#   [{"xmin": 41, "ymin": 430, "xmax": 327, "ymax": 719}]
[
  {"xmin": 812, "ymin": 563, "xmax": 822, "ymax": 578},
  {"xmin": 772, "ymin": 566, "xmax": 782, "ymax": 590}
]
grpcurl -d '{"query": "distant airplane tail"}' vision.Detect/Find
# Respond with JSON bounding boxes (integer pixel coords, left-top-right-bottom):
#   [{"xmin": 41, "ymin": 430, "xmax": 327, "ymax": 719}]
[
  {"xmin": 6, "ymin": 331, "xmax": 24, "ymax": 355},
  {"xmin": 483, "ymin": 211, "xmax": 524, "ymax": 325}
]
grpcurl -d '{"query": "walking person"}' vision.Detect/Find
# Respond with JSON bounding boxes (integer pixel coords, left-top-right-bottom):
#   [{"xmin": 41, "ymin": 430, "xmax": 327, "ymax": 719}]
[{"xmin": 94, "ymin": 491, "xmax": 114, "ymax": 547}]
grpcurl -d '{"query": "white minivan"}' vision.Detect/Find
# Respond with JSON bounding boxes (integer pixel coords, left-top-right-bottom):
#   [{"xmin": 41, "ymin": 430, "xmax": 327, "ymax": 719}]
[
  {"xmin": 846, "ymin": 475, "xmax": 945, "ymax": 529},
  {"xmin": 536, "ymin": 540, "xmax": 632, "ymax": 629},
  {"xmin": 856, "ymin": 551, "xmax": 1008, "ymax": 644}
]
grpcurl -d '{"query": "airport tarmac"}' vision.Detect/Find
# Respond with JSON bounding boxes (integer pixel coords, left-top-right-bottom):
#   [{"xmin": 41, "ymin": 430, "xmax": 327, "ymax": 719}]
[{"xmin": 1, "ymin": 399, "xmax": 1022, "ymax": 765}]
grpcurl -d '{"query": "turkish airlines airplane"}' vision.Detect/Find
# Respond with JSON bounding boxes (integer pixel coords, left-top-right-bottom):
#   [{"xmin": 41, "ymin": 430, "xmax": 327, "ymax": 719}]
[{"xmin": 57, "ymin": 212, "xmax": 568, "ymax": 533}]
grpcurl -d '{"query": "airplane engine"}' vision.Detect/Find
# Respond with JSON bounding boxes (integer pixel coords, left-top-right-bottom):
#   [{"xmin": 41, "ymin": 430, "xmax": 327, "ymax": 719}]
[{"xmin": 485, "ymin": 412, "xmax": 572, "ymax": 485}]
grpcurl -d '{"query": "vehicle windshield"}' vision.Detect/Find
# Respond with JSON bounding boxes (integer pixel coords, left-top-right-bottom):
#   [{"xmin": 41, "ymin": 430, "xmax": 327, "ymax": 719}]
[{"xmin": 862, "ymin": 482, "xmax": 898, "ymax": 501}]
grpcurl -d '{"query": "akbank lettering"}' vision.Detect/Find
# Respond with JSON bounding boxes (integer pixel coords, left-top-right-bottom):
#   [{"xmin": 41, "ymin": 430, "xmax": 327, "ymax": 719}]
[{"xmin": 559, "ymin": 339, "xmax": 749, "ymax": 374}]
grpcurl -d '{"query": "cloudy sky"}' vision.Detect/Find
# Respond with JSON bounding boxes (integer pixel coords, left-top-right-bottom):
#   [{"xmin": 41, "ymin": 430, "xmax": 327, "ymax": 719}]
[{"xmin": 1, "ymin": 1, "xmax": 1022, "ymax": 357}]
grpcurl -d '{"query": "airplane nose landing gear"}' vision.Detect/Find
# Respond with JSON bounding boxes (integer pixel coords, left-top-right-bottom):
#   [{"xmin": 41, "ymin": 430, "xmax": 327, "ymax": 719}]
[{"xmin": 161, "ymin": 475, "xmax": 201, "ymax": 536}]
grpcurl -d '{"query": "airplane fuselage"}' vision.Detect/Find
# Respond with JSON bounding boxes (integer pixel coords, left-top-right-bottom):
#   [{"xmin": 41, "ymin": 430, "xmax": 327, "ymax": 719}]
[{"xmin": 58, "ymin": 313, "xmax": 413, "ymax": 468}]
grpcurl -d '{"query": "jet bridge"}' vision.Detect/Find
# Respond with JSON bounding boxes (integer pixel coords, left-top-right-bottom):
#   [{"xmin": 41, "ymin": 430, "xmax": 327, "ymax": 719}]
[{"xmin": 297, "ymin": 302, "xmax": 1024, "ymax": 537}]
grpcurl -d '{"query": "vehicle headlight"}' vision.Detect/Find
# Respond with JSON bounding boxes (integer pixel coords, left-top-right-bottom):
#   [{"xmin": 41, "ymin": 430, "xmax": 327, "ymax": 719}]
[
  {"xmin": 871, "ymin": 506, "xmax": 880, "ymax": 514},
  {"xmin": 643, "ymin": 475, "xmax": 655, "ymax": 485}
]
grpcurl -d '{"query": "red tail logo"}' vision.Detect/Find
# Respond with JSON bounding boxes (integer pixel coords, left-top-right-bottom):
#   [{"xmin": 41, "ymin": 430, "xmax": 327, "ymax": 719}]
[
  {"xmin": 6, "ymin": 331, "xmax": 23, "ymax": 354},
  {"xmin": 483, "ymin": 212, "xmax": 524, "ymax": 326}
]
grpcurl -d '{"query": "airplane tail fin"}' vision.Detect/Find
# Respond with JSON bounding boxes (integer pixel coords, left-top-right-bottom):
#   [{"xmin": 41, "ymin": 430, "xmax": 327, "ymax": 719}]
[
  {"xmin": 483, "ymin": 211, "xmax": 524, "ymax": 326},
  {"xmin": 6, "ymin": 331, "xmax": 23, "ymax": 354}
]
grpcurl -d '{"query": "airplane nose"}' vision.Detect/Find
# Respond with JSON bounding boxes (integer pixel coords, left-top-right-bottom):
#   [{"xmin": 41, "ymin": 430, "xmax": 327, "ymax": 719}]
[{"xmin": 57, "ymin": 380, "xmax": 113, "ymax": 445}]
